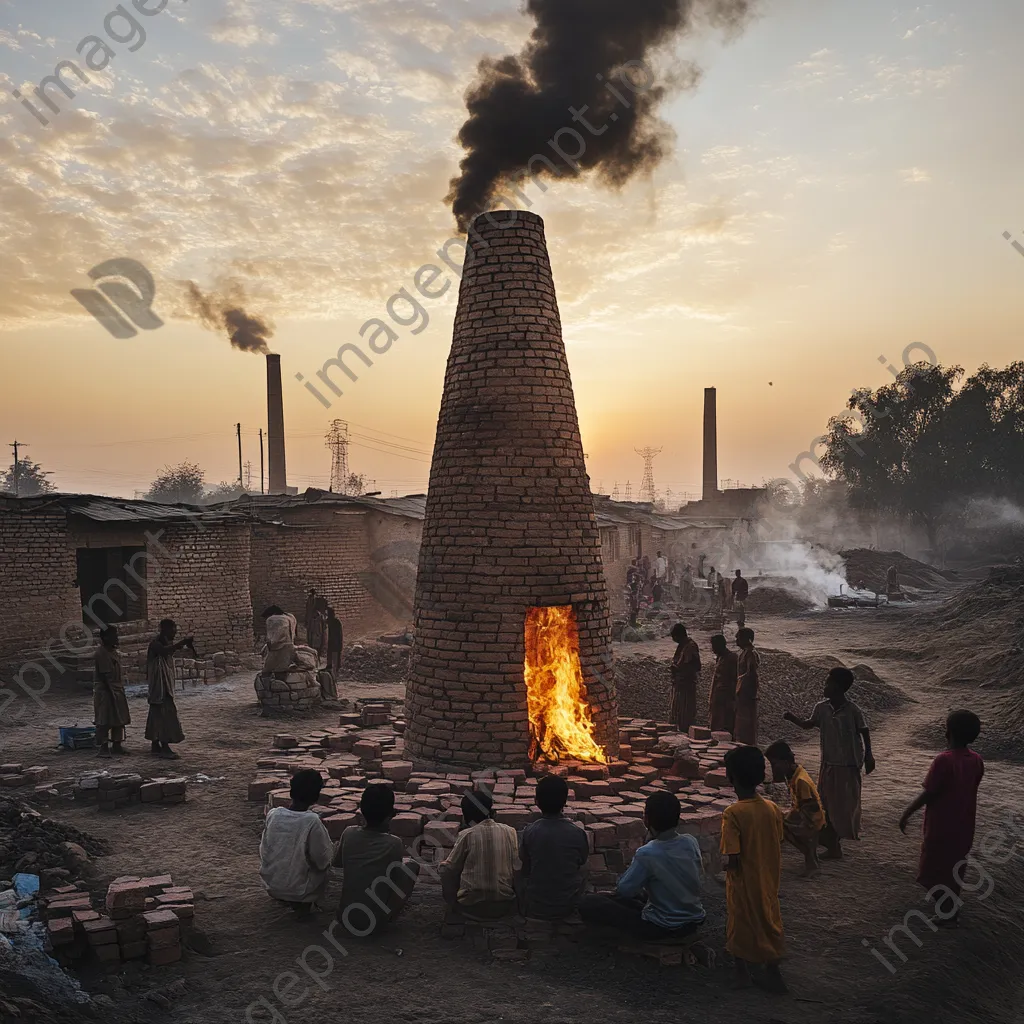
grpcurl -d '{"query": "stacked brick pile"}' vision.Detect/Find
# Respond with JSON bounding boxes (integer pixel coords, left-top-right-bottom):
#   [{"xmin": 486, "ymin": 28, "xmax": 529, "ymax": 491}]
[
  {"xmin": 0, "ymin": 764, "xmax": 50, "ymax": 790},
  {"xmin": 72, "ymin": 772, "xmax": 188, "ymax": 811},
  {"xmin": 405, "ymin": 210, "xmax": 618, "ymax": 766},
  {"xmin": 249, "ymin": 709, "xmax": 739, "ymax": 881},
  {"xmin": 255, "ymin": 668, "xmax": 323, "ymax": 711},
  {"xmin": 42, "ymin": 875, "xmax": 193, "ymax": 967}
]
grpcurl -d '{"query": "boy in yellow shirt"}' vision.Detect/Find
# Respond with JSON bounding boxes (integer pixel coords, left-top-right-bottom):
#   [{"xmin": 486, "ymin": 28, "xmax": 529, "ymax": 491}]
[
  {"xmin": 766, "ymin": 740, "xmax": 826, "ymax": 877},
  {"xmin": 721, "ymin": 745, "xmax": 786, "ymax": 992}
]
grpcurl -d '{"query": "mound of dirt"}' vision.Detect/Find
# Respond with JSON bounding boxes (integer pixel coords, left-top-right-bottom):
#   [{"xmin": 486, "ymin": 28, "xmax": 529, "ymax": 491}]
[
  {"xmin": 0, "ymin": 798, "xmax": 105, "ymax": 878},
  {"xmin": 339, "ymin": 641, "xmax": 411, "ymax": 685},
  {"xmin": 745, "ymin": 585, "xmax": 817, "ymax": 615},
  {"xmin": 901, "ymin": 562, "xmax": 1024, "ymax": 760},
  {"xmin": 841, "ymin": 548, "xmax": 956, "ymax": 593},
  {"xmin": 614, "ymin": 647, "xmax": 910, "ymax": 744}
]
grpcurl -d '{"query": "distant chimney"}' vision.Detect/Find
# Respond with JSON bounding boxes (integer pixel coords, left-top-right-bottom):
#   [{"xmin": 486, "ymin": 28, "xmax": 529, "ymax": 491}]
[
  {"xmin": 702, "ymin": 386, "xmax": 718, "ymax": 502},
  {"xmin": 266, "ymin": 353, "xmax": 287, "ymax": 494}
]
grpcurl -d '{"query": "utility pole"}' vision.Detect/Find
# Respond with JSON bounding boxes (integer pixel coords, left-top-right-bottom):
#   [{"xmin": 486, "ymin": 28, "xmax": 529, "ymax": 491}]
[
  {"xmin": 259, "ymin": 429, "xmax": 265, "ymax": 495},
  {"xmin": 236, "ymin": 423, "xmax": 243, "ymax": 489},
  {"xmin": 9, "ymin": 440, "xmax": 24, "ymax": 497}
]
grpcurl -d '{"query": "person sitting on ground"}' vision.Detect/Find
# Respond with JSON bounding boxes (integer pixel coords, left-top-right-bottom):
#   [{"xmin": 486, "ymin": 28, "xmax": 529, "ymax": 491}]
[
  {"xmin": 336, "ymin": 784, "xmax": 420, "ymax": 936},
  {"xmin": 439, "ymin": 789, "xmax": 520, "ymax": 920},
  {"xmin": 94, "ymin": 625, "xmax": 130, "ymax": 758},
  {"xmin": 259, "ymin": 768, "xmax": 334, "ymax": 918},
  {"xmin": 579, "ymin": 791, "xmax": 706, "ymax": 941},
  {"xmin": 721, "ymin": 746, "xmax": 787, "ymax": 992},
  {"xmin": 765, "ymin": 740, "xmax": 825, "ymax": 877},
  {"xmin": 784, "ymin": 667, "xmax": 875, "ymax": 860},
  {"xmin": 899, "ymin": 710, "xmax": 984, "ymax": 927},
  {"xmin": 519, "ymin": 775, "xmax": 590, "ymax": 920}
]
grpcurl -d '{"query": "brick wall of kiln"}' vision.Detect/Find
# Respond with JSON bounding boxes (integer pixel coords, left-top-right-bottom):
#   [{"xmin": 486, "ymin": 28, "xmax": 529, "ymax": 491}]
[
  {"xmin": 405, "ymin": 210, "xmax": 619, "ymax": 767},
  {"xmin": 0, "ymin": 509, "xmax": 80, "ymax": 659},
  {"xmin": 249, "ymin": 508, "xmax": 420, "ymax": 637},
  {"xmin": 143, "ymin": 522, "xmax": 254, "ymax": 655}
]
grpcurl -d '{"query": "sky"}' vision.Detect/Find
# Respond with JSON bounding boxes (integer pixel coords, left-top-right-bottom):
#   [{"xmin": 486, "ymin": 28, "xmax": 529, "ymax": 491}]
[{"xmin": 0, "ymin": 0, "xmax": 1022, "ymax": 500}]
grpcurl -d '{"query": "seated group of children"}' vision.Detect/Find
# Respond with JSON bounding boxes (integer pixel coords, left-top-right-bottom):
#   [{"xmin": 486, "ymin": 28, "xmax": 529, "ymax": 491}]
[{"xmin": 258, "ymin": 705, "xmax": 984, "ymax": 994}]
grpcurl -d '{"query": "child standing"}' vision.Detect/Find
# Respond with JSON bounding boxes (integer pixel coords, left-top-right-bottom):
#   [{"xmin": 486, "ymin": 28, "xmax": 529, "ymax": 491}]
[
  {"xmin": 721, "ymin": 746, "xmax": 786, "ymax": 992},
  {"xmin": 765, "ymin": 740, "xmax": 826, "ymax": 876},
  {"xmin": 899, "ymin": 710, "xmax": 984, "ymax": 926},
  {"xmin": 784, "ymin": 667, "xmax": 875, "ymax": 859}
]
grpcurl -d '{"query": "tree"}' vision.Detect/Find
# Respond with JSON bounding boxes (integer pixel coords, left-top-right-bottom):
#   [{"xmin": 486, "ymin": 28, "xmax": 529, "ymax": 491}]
[
  {"xmin": 820, "ymin": 361, "xmax": 1024, "ymax": 552},
  {"xmin": 202, "ymin": 481, "xmax": 247, "ymax": 504},
  {"xmin": 0, "ymin": 457, "xmax": 56, "ymax": 496},
  {"xmin": 145, "ymin": 462, "xmax": 205, "ymax": 504},
  {"xmin": 345, "ymin": 472, "xmax": 367, "ymax": 496}
]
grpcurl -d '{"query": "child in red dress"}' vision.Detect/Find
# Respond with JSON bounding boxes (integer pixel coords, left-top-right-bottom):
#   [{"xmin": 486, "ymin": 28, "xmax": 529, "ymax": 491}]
[{"xmin": 899, "ymin": 710, "xmax": 984, "ymax": 927}]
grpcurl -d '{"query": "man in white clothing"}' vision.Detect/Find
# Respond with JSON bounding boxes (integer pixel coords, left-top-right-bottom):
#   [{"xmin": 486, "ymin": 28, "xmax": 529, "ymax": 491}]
[{"xmin": 259, "ymin": 768, "xmax": 334, "ymax": 917}]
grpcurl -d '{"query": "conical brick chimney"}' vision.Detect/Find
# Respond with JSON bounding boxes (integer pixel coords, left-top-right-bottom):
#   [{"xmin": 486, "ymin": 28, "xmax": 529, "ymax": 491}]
[{"xmin": 404, "ymin": 210, "xmax": 618, "ymax": 767}]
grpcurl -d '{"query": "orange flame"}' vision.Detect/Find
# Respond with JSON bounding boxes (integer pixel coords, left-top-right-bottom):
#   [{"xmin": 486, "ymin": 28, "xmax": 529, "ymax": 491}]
[{"xmin": 524, "ymin": 606, "xmax": 607, "ymax": 763}]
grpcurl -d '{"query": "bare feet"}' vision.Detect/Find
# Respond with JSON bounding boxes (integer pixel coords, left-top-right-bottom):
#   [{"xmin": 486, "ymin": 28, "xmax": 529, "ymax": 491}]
[
  {"xmin": 96, "ymin": 745, "xmax": 111, "ymax": 758},
  {"xmin": 755, "ymin": 963, "xmax": 789, "ymax": 994},
  {"xmin": 733, "ymin": 960, "xmax": 753, "ymax": 989}
]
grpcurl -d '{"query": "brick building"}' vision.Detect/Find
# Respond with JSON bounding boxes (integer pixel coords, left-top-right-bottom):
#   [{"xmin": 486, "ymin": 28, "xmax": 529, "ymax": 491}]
[{"xmin": 0, "ymin": 490, "xmax": 425, "ymax": 690}]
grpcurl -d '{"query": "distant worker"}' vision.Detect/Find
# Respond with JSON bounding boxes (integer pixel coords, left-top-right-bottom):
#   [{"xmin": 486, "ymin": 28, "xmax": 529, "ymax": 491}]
[
  {"xmin": 94, "ymin": 625, "xmax": 130, "ymax": 758},
  {"xmin": 626, "ymin": 559, "xmax": 641, "ymax": 627},
  {"xmin": 669, "ymin": 623, "xmax": 701, "ymax": 732},
  {"xmin": 708, "ymin": 634, "xmax": 738, "ymax": 735},
  {"xmin": 732, "ymin": 570, "xmax": 749, "ymax": 628},
  {"xmin": 641, "ymin": 554, "xmax": 651, "ymax": 584},
  {"xmin": 886, "ymin": 565, "xmax": 901, "ymax": 597},
  {"xmin": 326, "ymin": 607, "xmax": 343, "ymax": 678},
  {"xmin": 734, "ymin": 628, "xmax": 760, "ymax": 746},
  {"xmin": 706, "ymin": 565, "xmax": 718, "ymax": 593},
  {"xmin": 655, "ymin": 550, "xmax": 668, "ymax": 583},
  {"xmin": 304, "ymin": 588, "xmax": 317, "ymax": 646}
]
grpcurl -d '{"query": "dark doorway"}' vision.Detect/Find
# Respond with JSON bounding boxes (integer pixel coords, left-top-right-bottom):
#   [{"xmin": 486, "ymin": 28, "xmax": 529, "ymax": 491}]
[{"xmin": 76, "ymin": 546, "xmax": 148, "ymax": 628}]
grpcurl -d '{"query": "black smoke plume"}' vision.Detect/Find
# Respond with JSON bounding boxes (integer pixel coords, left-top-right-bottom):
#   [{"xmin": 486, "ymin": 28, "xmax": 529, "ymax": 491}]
[
  {"xmin": 183, "ymin": 281, "xmax": 274, "ymax": 354},
  {"xmin": 446, "ymin": 0, "xmax": 756, "ymax": 230}
]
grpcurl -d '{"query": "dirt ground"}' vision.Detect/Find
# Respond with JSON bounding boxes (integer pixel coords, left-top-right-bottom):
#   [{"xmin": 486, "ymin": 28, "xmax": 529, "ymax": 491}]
[{"xmin": 3, "ymin": 605, "xmax": 1023, "ymax": 1024}]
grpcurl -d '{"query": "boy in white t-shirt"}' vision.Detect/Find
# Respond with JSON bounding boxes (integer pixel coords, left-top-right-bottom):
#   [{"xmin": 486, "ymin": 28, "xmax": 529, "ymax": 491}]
[{"xmin": 259, "ymin": 769, "xmax": 334, "ymax": 917}]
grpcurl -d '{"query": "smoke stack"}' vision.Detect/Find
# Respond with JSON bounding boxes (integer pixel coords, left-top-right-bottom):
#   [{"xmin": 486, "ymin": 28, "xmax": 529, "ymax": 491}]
[
  {"xmin": 266, "ymin": 354, "xmax": 287, "ymax": 494},
  {"xmin": 702, "ymin": 386, "xmax": 718, "ymax": 502}
]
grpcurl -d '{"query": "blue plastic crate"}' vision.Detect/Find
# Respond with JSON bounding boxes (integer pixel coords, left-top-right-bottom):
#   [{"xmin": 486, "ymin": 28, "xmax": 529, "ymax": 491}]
[{"xmin": 58, "ymin": 726, "xmax": 96, "ymax": 750}]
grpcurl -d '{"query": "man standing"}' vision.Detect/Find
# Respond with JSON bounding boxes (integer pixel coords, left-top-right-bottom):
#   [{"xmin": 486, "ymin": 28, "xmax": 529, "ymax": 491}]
[
  {"xmin": 326, "ymin": 607, "xmax": 343, "ymax": 678},
  {"xmin": 625, "ymin": 559, "xmax": 641, "ymax": 627},
  {"xmin": 94, "ymin": 626, "xmax": 130, "ymax": 758},
  {"xmin": 734, "ymin": 628, "xmax": 760, "ymax": 746},
  {"xmin": 669, "ymin": 623, "xmax": 701, "ymax": 732},
  {"xmin": 732, "ymin": 569, "xmax": 749, "ymax": 627},
  {"xmin": 708, "ymin": 634, "xmax": 738, "ymax": 735},
  {"xmin": 145, "ymin": 619, "xmax": 193, "ymax": 760},
  {"xmin": 655, "ymin": 550, "xmax": 668, "ymax": 585}
]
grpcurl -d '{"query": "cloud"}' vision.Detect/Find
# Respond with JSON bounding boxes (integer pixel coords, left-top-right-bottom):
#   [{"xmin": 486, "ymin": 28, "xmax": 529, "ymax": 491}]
[{"xmin": 900, "ymin": 166, "xmax": 931, "ymax": 184}]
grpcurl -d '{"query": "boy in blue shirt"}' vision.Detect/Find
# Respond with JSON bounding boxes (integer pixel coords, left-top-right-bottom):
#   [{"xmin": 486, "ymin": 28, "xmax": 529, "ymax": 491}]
[{"xmin": 579, "ymin": 791, "xmax": 706, "ymax": 939}]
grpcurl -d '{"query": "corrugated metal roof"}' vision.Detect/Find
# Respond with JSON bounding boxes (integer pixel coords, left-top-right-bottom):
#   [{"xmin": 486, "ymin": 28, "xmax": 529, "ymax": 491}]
[{"xmin": 0, "ymin": 493, "xmax": 247, "ymax": 524}]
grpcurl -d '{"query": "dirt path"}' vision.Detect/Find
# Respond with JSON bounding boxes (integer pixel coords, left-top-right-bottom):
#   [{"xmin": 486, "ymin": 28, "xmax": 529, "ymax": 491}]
[{"xmin": 2, "ymin": 610, "xmax": 1022, "ymax": 1024}]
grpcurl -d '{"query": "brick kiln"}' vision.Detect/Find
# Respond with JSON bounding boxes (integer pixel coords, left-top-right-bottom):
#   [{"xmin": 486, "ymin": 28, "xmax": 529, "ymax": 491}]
[{"xmin": 404, "ymin": 210, "xmax": 618, "ymax": 767}]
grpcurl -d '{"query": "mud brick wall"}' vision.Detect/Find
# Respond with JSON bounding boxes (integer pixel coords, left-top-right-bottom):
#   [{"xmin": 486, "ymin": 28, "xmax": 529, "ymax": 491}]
[
  {"xmin": 144, "ymin": 522, "xmax": 253, "ymax": 655},
  {"xmin": 0, "ymin": 507, "xmax": 80, "ymax": 659},
  {"xmin": 405, "ymin": 210, "xmax": 618, "ymax": 767},
  {"xmin": 249, "ymin": 508, "xmax": 367, "ymax": 629}
]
